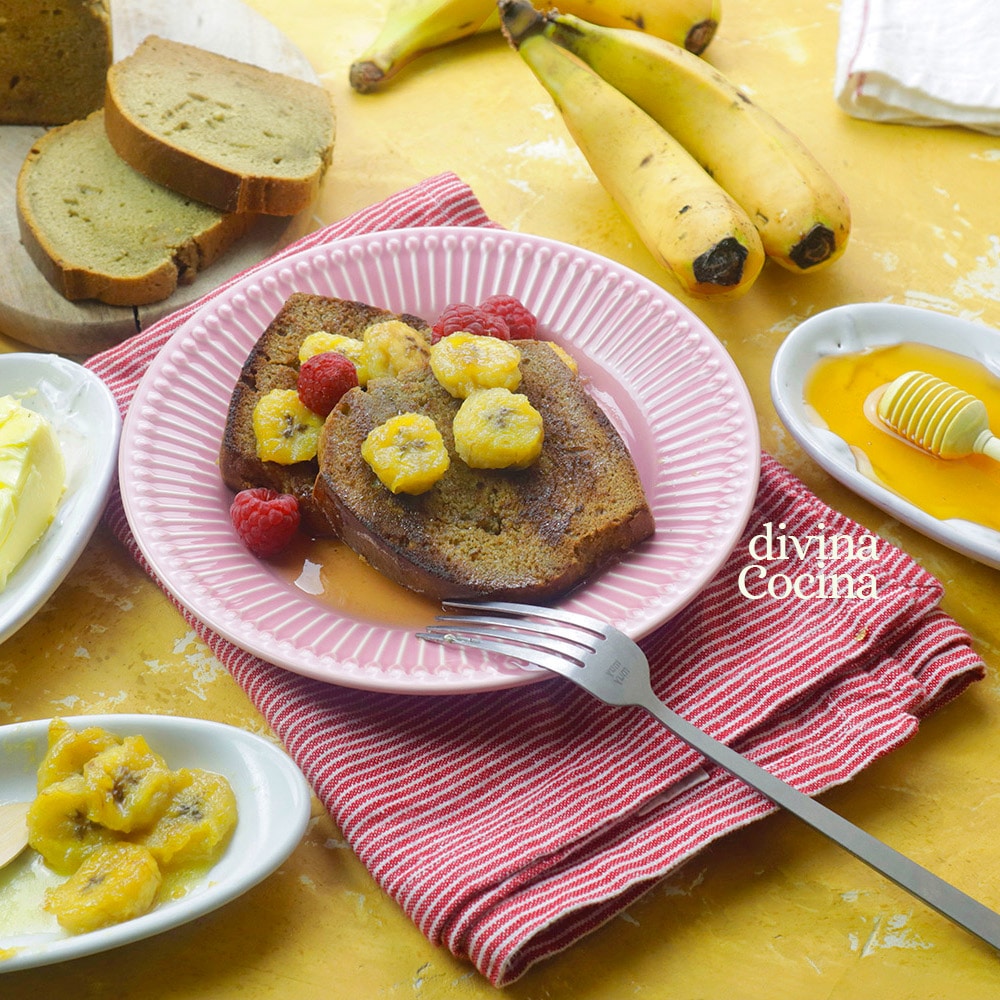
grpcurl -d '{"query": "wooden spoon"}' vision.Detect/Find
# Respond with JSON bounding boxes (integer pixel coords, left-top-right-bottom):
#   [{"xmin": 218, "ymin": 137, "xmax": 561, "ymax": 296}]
[
  {"xmin": 0, "ymin": 801, "xmax": 31, "ymax": 869},
  {"xmin": 877, "ymin": 370, "xmax": 1000, "ymax": 461}
]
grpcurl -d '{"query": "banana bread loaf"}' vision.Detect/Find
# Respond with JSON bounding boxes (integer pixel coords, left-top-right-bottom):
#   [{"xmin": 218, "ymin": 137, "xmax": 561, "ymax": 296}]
[
  {"xmin": 16, "ymin": 110, "xmax": 257, "ymax": 306},
  {"xmin": 104, "ymin": 36, "xmax": 336, "ymax": 215},
  {"xmin": 0, "ymin": 0, "xmax": 111, "ymax": 125}
]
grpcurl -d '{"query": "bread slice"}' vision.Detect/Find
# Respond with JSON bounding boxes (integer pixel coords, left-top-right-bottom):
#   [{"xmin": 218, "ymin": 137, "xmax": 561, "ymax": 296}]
[
  {"xmin": 16, "ymin": 110, "xmax": 257, "ymax": 307},
  {"xmin": 314, "ymin": 340, "xmax": 655, "ymax": 602},
  {"xmin": 104, "ymin": 36, "xmax": 336, "ymax": 215},
  {"xmin": 219, "ymin": 293, "xmax": 431, "ymax": 535},
  {"xmin": 0, "ymin": 0, "xmax": 111, "ymax": 125}
]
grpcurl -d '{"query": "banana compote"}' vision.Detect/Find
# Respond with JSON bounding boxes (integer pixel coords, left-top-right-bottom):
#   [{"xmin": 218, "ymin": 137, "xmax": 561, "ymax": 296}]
[
  {"xmin": 804, "ymin": 342, "xmax": 1000, "ymax": 530},
  {"xmin": 10, "ymin": 720, "xmax": 238, "ymax": 936}
]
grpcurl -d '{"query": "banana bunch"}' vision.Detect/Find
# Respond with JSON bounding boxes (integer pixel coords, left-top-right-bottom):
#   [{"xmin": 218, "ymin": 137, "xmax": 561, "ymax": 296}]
[
  {"xmin": 501, "ymin": 0, "xmax": 763, "ymax": 298},
  {"xmin": 530, "ymin": 7, "xmax": 851, "ymax": 273},
  {"xmin": 349, "ymin": 0, "xmax": 719, "ymax": 92}
]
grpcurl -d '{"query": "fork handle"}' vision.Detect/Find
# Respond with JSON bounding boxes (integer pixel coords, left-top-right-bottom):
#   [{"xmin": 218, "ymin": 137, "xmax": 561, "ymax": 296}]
[{"xmin": 643, "ymin": 697, "xmax": 1000, "ymax": 950}]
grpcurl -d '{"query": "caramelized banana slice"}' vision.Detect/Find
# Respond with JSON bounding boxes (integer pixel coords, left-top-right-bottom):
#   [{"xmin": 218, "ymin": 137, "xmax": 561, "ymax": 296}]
[
  {"xmin": 252, "ymin": 388, "xmax": 325, "ymax": 464},
  {"xmin": 27, "ymin": 774, "xmax": 121, "ymax": 875},
  {"xmin": 360, "ymin": 413, "xmax": 451, "ymax": 495},
  {"xmin": 429, "ymin": 332, "xmax": 522, "ymax": 398},
  {"xmin": 453, "ymin": 388, "xmax": 544, "ymax": 469},
  {"xmin": 82, "ymin": 736, "xmax": 174, "ymax": 833},
  {"xmin": 44, "ymin": 842, "xmax": 162, "ymax": 934},
  {"xmin": 360, "ymin": 320, "xmax": 430, "ymax": 383},
  {"xmin": 131, "ymin": 769, "xmax": 238, "ymax": 867},
  {"xmin": 36, "ymin": 719, "xmax": 123, "ymax": 791}
]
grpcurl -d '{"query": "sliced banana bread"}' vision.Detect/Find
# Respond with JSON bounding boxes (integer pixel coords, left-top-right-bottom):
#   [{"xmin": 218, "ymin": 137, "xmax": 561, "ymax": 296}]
[
  {"xmin": 104, "ymin": 36, "xmax": 336, "ymax": 215},
  {"xmin": 16, "ymin": 110, "xmax": 257, "ymax": 306},
  {"xmin": 314, "ymin": 339, "xmax": 655, "ymax": 602},
  {"xmin": 0, "ymin": 0, "xmax": 111, "ymax": 125},
  {"xmin": 219, "ymin": 293, "xmax": 430, "ymax": 535}
]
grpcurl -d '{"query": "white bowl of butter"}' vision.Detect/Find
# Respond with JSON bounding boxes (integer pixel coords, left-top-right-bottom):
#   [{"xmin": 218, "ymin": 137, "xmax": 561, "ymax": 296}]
[{"xmin": 0, "ymin": 353, "xmax": 120, "ymax": 643}]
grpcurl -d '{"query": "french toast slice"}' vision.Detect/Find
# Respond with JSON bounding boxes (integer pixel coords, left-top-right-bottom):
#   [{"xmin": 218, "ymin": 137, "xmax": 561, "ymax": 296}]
[
  {"xmin": 219, "ymin": 292, "xmax": 429, "ymax": 535},
  {"xmin": 313, "ymin": 339, "xmax": 655, "ymax": 602}
]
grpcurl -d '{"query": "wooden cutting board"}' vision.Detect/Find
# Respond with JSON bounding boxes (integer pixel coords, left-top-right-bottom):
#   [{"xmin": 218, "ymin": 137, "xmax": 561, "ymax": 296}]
[{"xmin": 0, "ymin": 0, "xmax": 323, "ymax": 357}]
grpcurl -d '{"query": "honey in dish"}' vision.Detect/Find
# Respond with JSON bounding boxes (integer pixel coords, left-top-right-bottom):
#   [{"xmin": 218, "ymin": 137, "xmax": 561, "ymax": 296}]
[
  {"xmin": 273, "ymin": 535, "xmax": 439, "ymax": 629},
  {"xmin": 804, "ymin": 342, "xmax": 1000, "ymax": 531}
]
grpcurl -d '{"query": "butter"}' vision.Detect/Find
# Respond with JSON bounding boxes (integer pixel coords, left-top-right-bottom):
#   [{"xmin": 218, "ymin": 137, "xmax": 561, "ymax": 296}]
[{"xmin": 0, "ymin": 395, "xmax": 66, "ymax": 590}]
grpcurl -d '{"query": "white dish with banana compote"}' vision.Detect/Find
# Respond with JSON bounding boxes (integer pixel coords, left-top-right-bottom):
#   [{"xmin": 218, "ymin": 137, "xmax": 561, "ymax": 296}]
[{"xmin": 0, "ymin": 714, "xmax": 312, "ymax": 972}]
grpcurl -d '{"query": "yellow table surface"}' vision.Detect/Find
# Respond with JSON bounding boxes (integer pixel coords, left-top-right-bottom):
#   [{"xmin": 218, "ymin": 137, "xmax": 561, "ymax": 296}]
[{"xmin": 4, "ymin": 0, "xmax": 1000, "ymax": 996}]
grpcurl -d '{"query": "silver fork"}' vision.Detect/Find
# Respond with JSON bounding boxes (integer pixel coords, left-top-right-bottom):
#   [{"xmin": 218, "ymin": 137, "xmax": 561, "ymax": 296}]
[{"xmin": 419, "ymin": 599, "xmax": 1000, "ymax": 951}]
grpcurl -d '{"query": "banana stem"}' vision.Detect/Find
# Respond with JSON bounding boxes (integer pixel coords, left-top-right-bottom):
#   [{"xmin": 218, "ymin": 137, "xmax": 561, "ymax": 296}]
[{"xmin": 498, "ymin": 0, "xmax": 546, "ymax": 47}]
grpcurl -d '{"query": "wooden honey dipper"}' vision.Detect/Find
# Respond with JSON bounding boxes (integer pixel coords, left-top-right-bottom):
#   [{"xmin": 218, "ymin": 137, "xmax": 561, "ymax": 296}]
[{"xmin": 876, "ymin": 370, "xmax": 1000, "ymax": 461}]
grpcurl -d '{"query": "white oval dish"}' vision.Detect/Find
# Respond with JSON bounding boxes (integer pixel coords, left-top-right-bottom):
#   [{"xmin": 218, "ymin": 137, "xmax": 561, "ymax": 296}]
[
  {"xmin": 770, "ymin": 302, "xmax": 1000, "ymax": 569},
  {"xmin": 0, "ymin": 353, "xmax": 121, "ymax": 644},
  {"xmin": 118, "ymin": 226, "xmax": 760, "ymax": 694},
  {"xmin": 0, "ymin": 713, "xmax": 312, "ymax": 973}
]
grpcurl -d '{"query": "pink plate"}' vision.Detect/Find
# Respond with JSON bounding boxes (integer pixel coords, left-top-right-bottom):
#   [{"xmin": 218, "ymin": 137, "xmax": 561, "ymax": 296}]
[{"xmin": 120, "ymin": 228, "xmax": 759, "ymax": 694}]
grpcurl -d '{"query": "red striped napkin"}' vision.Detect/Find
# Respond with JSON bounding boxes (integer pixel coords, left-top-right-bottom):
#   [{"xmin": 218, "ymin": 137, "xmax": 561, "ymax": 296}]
[{"xmin": 86, "ymin": 172, "xmax": 984, "ymax": 986}]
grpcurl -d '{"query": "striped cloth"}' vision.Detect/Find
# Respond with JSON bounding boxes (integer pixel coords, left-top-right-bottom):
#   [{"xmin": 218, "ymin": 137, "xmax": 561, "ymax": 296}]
[{"xmin": 85, "ymin": 172, "xmax": 985, "ymax": 986}]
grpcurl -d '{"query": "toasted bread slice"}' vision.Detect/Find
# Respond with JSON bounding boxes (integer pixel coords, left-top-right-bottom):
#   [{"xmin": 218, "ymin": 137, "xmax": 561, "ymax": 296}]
[
  {"xmin": 314, "ymin": 339, "xmax": 655, "ymax": 602},
  {"xmin": 104, "ymin": 36, "xmax": 335, "ymax": 215},
  {"xmin": 219, "ymin": 293, "xmax": 430, "ymax": 535}
]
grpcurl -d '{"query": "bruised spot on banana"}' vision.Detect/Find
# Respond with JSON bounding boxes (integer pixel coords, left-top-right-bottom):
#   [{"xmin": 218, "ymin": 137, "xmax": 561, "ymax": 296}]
[
  {"xmin": 530, "ymin": 6, "xmax": 851, "ymax": 272},
  {"xmin": 350, "ymin": 0, "xmax": 721, "ymax": 93},
  {"xmin": 500, "ymin": 0, "xmax": 763, "ymax": 299}
]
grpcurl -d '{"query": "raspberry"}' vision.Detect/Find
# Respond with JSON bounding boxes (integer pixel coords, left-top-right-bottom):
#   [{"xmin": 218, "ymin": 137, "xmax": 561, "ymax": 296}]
[
  {"xmin": 431, "ymin": 303, "xmax": 510, "ymax": 344},
  {"xmin": 230, "ymin": 488, "xmax": 301, "ymax": 558},
  {"xmin": 480, "ymin": 294, "xmax": 537, "ymax": 340},
  {"xmin": 297, "ymin": 351, "xmax": 359, "ymax": 416}
]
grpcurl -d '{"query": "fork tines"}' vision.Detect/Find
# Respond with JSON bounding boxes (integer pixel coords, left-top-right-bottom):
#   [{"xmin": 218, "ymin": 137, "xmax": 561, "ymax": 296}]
[{"xmin": 417, "ymin": 600, "xmax": 603, "ymax": 673}]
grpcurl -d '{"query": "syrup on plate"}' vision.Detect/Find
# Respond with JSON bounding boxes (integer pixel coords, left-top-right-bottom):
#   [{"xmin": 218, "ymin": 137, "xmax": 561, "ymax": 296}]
[{"xmin": 272, "ymin": 535, "xmax": 439, "ymax": 629}]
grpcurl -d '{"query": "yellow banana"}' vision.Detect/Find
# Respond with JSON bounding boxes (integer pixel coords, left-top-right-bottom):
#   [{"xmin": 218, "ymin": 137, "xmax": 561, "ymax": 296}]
[
  {"xmin": 533, "ymin": 7, "xmax": 850, "ymax": 272},
  {"xmin": 500, "ymin": 1, "xmax": 763, "ymax": 299},
  {"xmin": 546, "ymin": 0, "xmax": 721, "ymax": 54},
  {"xmin": 350, "ymin": 0, "xmax": 498, "ymax": 93}
]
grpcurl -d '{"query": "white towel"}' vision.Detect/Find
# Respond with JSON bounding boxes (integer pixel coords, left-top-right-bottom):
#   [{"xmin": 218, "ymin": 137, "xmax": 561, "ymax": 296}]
[{"xmin": 835, "ymin": 0, "xmax": 1000, "ymax": 133}]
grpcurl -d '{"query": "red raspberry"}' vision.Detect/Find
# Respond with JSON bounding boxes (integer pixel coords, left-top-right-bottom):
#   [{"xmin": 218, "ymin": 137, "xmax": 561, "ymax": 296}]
[
  {"xmin": 230, "ymin": 488, "xmax": 301, "ymax": 558},
  {"xmin": 431, "ymin": 303, "xmax": 510, "ymax": 343},
  {"xmin": 297, "ymin": 351, "xmax": 359, "ymax": 416},
  {"xmin": 480, "ymin": 294, "xmax": 537, "ymax": 340}
]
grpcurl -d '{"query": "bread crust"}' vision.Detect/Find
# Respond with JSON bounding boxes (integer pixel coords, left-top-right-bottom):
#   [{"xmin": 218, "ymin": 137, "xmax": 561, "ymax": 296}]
[
  {"xmin": 15, "ymin": 111, "xmax": 257, "ymax": 307},
  {"xmin": 104, "ymin": 36, "xmax": 335, "ymax": 215}
]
